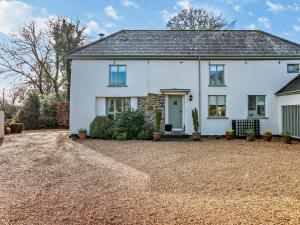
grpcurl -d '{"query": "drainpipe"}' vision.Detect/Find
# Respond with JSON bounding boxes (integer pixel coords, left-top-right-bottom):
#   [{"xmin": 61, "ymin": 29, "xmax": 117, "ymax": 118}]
[{"xmin": 198, "ymin": 56, "xmax": 201, "ymax": 132}]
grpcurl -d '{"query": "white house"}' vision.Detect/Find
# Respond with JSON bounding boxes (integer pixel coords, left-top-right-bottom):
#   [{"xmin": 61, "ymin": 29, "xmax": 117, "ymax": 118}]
[{"xmin": 67, "ymin": 30, "xmax": 300, "ymax": 137}]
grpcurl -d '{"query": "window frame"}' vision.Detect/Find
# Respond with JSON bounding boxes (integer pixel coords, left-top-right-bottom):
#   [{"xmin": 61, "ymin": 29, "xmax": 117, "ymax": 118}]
[
  {"xmin": 208, "ymin": 95, "xmax": 227, "ymax": 118},
  {"xmin": 287, "ymin": 64, "xmax": 299, "ymax": 73},
  {"xmin": 106, "ymin": 97, "xmax": 131, "ymax": 119},
  {"xmin": 248, "ymin": 95, "xmax": 266, "ymax": 118},
  {"xmin": 209, "ymin": 64, "xmax": 225, "ymax": 86},
  {"xmin": 109, "ymin": 65, "xmax": 127, "ymax": 87}
]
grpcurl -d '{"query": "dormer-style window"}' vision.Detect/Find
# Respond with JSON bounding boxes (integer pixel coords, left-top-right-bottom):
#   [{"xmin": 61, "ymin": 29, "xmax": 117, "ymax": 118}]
[
  {"xmin": 109, "ymin": 65, "xmax": 126, "ymax": 86},
  {"xmin": 287, "ymin": 64, "xmax": 299, "ymax": 73},
  {"xmin": 209, "ymin": 65, "xmax": 225, "ymax": 86}
]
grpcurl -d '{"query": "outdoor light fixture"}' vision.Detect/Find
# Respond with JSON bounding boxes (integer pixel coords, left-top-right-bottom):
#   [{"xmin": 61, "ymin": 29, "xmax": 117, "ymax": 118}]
[{"xmin": 189, "ymin": 94, "xmax": 193, "ymax": 101}]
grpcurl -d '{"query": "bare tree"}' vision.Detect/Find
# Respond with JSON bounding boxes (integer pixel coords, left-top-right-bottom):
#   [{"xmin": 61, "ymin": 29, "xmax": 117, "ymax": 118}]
[
  {"xmin": 0, "ymin": 17, "xmax": 87, "ymax": 99},
  {"xmin": 166, "ymin": 8, "xmax": 236, "ymax": 30},
  {"xmin": 0, "ymin": 21, "xmax": 63, "ymax": 96}
]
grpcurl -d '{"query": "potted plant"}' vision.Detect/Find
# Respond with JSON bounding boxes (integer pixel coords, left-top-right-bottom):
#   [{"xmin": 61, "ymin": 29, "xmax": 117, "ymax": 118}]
[
  {"xmin": 5, "ymin": 126, "xmax": 11, "ymax": 135},
  {"xmin": 246, "ymin": 129, "xmax": 255, "ymax": 141},
  {"xmin": 153, "ymin": 110, "xmax": 162, "ymax": 141},
  {"xmin": 263, "ymin": 129, "xmax": 272, "ymax": 141},
  {"xmin": 225, "ymin": 128, "xmax": 234, "ymax": 140},
  {"xmin": 282, "ymin": 131, "xmax": 292, "ymax": 144},
  {"xmin": 192, "ymin": 108, "xmax": 201, "ymax": 141},
  {"xmin": 78, "ymin": 129, "xmax": 87, "ymax": 140}
]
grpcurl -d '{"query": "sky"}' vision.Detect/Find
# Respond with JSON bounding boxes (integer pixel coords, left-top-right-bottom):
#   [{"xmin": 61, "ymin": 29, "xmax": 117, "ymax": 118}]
[{"xmin": 0, "ymin": 0, "xmax": 300, "ymax": 90}]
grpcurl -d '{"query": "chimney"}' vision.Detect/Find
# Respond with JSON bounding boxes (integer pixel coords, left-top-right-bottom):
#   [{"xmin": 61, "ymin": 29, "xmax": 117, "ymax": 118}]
[{"xmin": 98, "ymin": 33, "xmax": 105, "ymax": 39}]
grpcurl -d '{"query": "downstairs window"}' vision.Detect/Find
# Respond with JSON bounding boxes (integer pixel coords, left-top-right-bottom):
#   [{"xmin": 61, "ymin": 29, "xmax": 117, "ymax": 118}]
[
  {"xmin": 208, "ymin": 95, "xmax": 226, "ymax": 117},
  {"xmin": 248, "ymin": 95, "xmax": 265, "ymax": 117},
  {"xmin": 106, "ymin": 97, "xmax": 131, "ymax": 119}
]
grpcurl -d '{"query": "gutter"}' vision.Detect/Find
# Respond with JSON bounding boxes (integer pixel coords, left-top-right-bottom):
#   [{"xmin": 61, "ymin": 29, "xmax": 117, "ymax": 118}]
[
  {"xmin": 65, "ymin": 55, "xmax": 300, "ymax": 60},
  {"xmin": 276, "ymin": 90, "xmax": 300, "ymax": 96},
  {"xmin": 198, "ymin": 56, "xmax": 201, "ymax": 132}
]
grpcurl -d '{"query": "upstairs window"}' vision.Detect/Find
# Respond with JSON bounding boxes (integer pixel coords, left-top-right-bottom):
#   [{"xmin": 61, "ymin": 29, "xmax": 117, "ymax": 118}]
[
  {"xmin": 287, "ymin": 64, "xmax": 299, "ymax": 73},
  {"xmin": 209, "ymin": 65, "xmax": 225, "ymax": 86},
  {"xmin": 109, "ymin": 65, "xmax": 126, "ymax": 86},
  {"xmin": 106, "ymin": 97, "xmax": 131, "ymax": 119},
  {"xmin": 208, "ymin": 95, "xmax": 226, "ymax": 117},
  {"xmin": 248, "ymin": 95, "xmax": 265, "ymax": 117}
]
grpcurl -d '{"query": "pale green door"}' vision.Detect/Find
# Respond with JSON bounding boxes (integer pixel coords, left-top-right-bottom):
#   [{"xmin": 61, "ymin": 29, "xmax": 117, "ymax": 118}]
[{"xmin": 168, "ymin": 95, "xmax": 183, "ymax": 129}]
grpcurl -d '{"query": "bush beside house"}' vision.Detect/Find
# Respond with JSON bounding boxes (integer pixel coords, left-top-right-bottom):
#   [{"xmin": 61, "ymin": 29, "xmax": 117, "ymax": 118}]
[{"xmin": 89, "ymin": 110, "xmax": 154, "ymax": 140}]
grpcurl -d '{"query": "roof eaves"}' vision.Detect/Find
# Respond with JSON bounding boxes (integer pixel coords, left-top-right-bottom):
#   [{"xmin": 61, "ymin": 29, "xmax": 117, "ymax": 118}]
[
  {"xmin": 276, "ymin": 74, "xmax": 300, "ymax": 95},
  {"xmin": 65, "ymin": 29, "xmax": 125, "ymax": 56}
]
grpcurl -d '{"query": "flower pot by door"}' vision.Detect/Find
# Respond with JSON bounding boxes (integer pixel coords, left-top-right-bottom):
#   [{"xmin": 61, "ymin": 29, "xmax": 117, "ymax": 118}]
[
  {"xmin": 153, "ymin": 132, "xmax": 161, "ymax": 141},
  {"xmin": 193, "ymin": 132, "xmax": 201, "ymax": 141}
]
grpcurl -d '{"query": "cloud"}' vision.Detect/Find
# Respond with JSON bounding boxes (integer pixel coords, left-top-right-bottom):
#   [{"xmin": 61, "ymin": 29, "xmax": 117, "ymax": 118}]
[
  {"xmin": 266, "ymin": 0, "xmax": 285, "ymax": 13},
  {"xmin": 85, "ymin": 20, "xmax": 108, "ymax": 36},
  {"xmin": 176, "ymin": 0, "xmax": 192, "ymax": 9},
  {"xmin": 0, "ymin": 0, "xmax": 33, "ymax": 35},
  {"xmin": 105, "ymin": 6, "xmax": 122, "ymax": 20},
  {"xmin": 258, "ymin": 16, "xmax": 271, "ymax": 29},
  {"xmin": 121, "ymin": 0, "xmax": 139, "ymax": 8},
  {"xmin": 293, "ymin": 25, "xmax": 300, "ymax": 32},
  {"xmin": 245, "ymin": 24, "xmax": 256, "ymax": 30},
  {"xmin": 233, "ymin": 5, "xmax": 241, "ymax": 12},
  {"xmin": 160, "ymin": 10, "xmax": 177, "ymax": 23},
  {"xmin": 287, "ymin": 3, "xmax": 300, "ymax": 12}
]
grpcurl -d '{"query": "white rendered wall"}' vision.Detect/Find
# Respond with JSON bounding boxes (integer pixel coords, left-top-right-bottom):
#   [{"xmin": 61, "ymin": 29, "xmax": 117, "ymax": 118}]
[
  {"xmin": 70, "ymin": 59, "xmax": 299, "ymax": 135},
  {"xmin": 200, "ymin": 60, "xmax": 299, "ymax": 135},
  {"xmin": 277, "ymin": 94, "xmax": 300, "ymax": 133}
]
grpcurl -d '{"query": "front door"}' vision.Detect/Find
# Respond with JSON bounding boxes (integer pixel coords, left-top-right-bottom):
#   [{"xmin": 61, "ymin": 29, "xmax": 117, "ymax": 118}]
[{"xmin": 168, "ymin": 95, "xmax": 183, "ymax": 129}]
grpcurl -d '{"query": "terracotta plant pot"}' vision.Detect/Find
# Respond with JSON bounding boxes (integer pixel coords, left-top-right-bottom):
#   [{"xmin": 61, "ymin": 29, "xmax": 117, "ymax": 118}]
[
  {"xmin": 247, "ymin": 135, "xmax": 255, "ymax": 141},
  {"xmin": 282, "ymin": 136, "xmax": 292, "ymax": 144},
  {"xmin": 78, "ymin": 132, "xmax": 87, "ymax": 140},
  {"xmin": 153, "ymin": 132, "xmax": 161, "ymax": 141},
  {"xmin": 193, "ymin": 132, "xmax": 201, "ymax": 141},
  {"xmin": 225, "ymin": 134, "xmax": 232, "ymax": 140},
  {"xmin": 264, "ymin": 135, "xmax": 272, "ymax": 141}
]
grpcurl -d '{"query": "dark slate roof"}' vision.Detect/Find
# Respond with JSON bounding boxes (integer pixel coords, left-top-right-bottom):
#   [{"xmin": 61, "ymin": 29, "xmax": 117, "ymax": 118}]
[
  {"xmin": 276, "ymin": 75, "xmax": 300, "ymax": 95},
  {"xmin": 68, "ymin": 30, "xmax": 300, "ymax": 58}
]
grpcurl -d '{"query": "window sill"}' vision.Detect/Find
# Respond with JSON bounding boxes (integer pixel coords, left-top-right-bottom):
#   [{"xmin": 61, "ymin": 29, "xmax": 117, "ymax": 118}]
[
  {"xmin": 208, "ymin": 84, "xmax": 227, "ymax": 87},
  {"xmin": 107, "ymin": 85, "xmax": 128, "ymax": 87},
  {"xmin": 207, "ymin": 116, "xmax": 228, "ymax": 119},
  {"xmin": 247, "ymin": 117, "xmax": 269, "ymax": 119}
]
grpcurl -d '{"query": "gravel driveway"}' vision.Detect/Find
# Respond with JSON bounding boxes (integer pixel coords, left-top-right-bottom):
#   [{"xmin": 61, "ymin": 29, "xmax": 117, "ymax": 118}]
[{"xmin": 0, "ymin": 130, "xmax": 300, "ymax": 224}]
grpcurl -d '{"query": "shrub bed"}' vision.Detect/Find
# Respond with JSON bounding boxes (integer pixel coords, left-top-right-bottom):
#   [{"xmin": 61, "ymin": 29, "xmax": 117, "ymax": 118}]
[{"xmin": 89, "ymin": 110, "xmax": 154, "ymax": 140}]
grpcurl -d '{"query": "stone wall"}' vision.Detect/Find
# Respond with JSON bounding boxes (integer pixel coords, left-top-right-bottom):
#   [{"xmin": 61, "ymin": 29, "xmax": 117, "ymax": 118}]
[{"xmin": 137, "ymin": 94, "xmax": 165, "ymax": 129}]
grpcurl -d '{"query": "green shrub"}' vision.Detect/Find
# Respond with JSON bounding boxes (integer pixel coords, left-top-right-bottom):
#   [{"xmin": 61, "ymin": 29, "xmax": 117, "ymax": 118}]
[
  {"xmin": 115, "ymin": 110, "xmax": 145, "ymax": 139},
  {"xmin": 263, "ymin": 129, "xmax": 272, "ymax": 136},
  {"xmin": 90, "ymin": 116, "xmax": 112, "ymax": 139},
  {"xmin": 18, "ymin": 92, "xmax": 41, "ymax": 130},
  {"xmin": 246, "ymin": 129, "xmax": 255, "ymax": 137},
  {"xmin": 138, "ymin": 123, "xmax": 154, "ymax": 140},
  {"xmin": 39, "ymin": 116, "xmax": 56, "ymax": 128},
  {"xmin": 282, "ymin": 131, "xmax": 291, "ymax": 137},
  {"xmin": 192, "ymin": 108, "xmax": 199, "ymax": 132},
  {"xmin": 116, "ymin": 132, "xmax": 127, "ymax": 141},
  {"xmin": 155, "ymin": 110, "xmax": 162, "ymax": 133},
  {"xmin": 5, "ymin": 126, "xmax": 11, "ymax": 135}
]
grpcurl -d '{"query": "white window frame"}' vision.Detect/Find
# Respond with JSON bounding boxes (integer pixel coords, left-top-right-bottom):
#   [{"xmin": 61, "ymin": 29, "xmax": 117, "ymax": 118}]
[
  {"xmin": 248, "ymin": 95, "xmax": 266, "ymax": 118},
  {"xmin": 106, "ymin": 97, "xmax": 131, "ymax": 119}
]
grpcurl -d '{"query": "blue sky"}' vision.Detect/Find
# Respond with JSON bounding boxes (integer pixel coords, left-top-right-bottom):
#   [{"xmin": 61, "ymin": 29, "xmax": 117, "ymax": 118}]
[{"xmin": 0, "ymin": 0, "xmax": 300, "ymax": 89}]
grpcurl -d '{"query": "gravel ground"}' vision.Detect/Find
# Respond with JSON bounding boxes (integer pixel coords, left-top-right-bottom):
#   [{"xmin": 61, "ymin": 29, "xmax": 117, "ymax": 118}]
[{"xmin": 0, "ymin": 130, "xmax": 300, "ymax": 224}]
